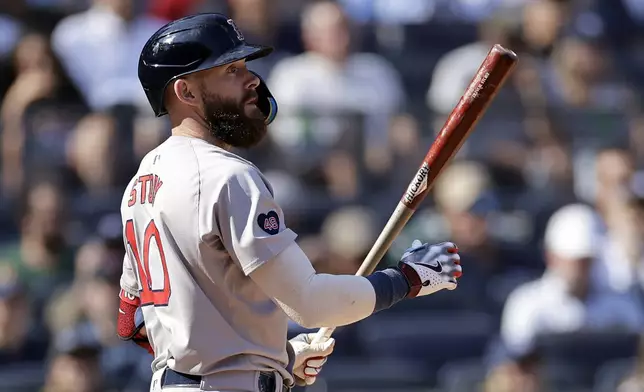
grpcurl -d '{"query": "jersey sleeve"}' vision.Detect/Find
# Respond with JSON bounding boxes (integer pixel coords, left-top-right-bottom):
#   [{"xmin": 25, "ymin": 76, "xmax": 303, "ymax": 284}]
[
  {"xmin": 215, "ymin": 167, "xmax": 297, "ymax": 276},
  {"xmin": 119, "ymin": 253, "xmax": 140, "ymax": 306}
]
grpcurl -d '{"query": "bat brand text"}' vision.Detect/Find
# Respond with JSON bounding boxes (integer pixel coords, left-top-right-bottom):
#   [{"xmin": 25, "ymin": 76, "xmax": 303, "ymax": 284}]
[
  {"xmin": 404, "ymin": 162, "xmax": 430, "ymax": 205},
  {"xmin": 470, "ymin": 71, "xmax": 490, "ymax": 101}
]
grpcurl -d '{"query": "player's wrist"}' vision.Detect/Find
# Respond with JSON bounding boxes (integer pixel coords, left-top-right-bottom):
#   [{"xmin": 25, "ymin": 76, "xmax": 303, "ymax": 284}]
[{"xmin": 365, "ymin": 268, "xmax": 410, "ymax": 313}]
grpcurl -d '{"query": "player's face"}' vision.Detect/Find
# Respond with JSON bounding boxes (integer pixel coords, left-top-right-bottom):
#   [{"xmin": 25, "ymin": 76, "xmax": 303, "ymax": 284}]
[{"xmin": 195, "ymin": 60, "xmax": 267, "ymax": 148}]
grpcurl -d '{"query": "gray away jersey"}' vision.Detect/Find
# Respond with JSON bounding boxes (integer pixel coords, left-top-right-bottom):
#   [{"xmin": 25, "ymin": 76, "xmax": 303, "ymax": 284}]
[{"xmin": 119, "ymin": 135, "xmax": 298, "ymax": 387}]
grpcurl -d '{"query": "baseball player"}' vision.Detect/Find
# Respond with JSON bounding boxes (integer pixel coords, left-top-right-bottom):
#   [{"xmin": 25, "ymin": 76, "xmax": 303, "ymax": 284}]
[{"xmin": 116, "ymin": 13, "xmax": 463, "ymax": 392}]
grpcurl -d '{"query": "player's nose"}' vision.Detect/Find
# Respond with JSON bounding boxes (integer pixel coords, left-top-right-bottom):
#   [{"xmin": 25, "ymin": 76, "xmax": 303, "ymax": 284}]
[{"xmin": 245, "ymin": 70, "xmax": 260, "ymax": 90}]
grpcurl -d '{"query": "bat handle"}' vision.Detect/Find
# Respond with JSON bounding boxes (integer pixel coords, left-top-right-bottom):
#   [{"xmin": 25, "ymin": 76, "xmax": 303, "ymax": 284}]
[{"xmin": 309, "ymin": 203, "xmax": 416, "ymax": 345}]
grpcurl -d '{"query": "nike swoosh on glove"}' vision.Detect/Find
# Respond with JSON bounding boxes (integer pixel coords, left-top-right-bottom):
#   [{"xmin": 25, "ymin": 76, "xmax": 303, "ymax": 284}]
[
  {"xmin": 289, "ymin": 333, "xmax": 335, "ymax": 386},
  {"xmin": 397, "ymin": 240, "xmax": 462, "ymax": 298}
]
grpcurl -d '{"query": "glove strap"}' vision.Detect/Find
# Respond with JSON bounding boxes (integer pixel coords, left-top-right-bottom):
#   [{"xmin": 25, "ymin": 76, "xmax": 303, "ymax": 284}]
[{"xmin": 397, "ymin": 262, "xmax": 423, "ymax": 298}]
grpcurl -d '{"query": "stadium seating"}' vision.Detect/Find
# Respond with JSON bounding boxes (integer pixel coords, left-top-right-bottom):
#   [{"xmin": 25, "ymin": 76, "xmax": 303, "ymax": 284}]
[
  {"xmin": 356, "ymin": 311, "xmax": 495, "ymax": 385},
  {"xmin": 535, "ymin": 332, "xmax": 640, "ymax": 390}
]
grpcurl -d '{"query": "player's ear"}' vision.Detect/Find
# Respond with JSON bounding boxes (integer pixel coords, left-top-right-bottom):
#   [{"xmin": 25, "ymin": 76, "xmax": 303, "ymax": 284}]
[{"xmin": 173, "ymin": 78, "xmax": 199, "ymax": 108}]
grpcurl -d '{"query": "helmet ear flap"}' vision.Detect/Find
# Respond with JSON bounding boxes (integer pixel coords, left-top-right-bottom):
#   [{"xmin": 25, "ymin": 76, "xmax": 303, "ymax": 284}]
[{"xmin": 251, "ymin": 71, "xmax": 278, "ymax": 125}]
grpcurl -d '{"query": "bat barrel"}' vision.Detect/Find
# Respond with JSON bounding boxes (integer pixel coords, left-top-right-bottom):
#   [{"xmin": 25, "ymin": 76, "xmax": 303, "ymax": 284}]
[{"xmin": 402, "ymin": 44, "xmax": 518, "ymax": 210}]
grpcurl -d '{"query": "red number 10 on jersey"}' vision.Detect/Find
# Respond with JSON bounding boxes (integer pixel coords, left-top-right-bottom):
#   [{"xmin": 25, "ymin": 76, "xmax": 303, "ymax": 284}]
[{"xmin": 125, "ymin": 219, "xmax": 171, "ymax": 306}]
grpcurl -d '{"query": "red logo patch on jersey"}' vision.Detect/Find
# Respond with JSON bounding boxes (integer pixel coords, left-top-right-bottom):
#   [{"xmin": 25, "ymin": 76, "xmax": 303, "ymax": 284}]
[{"xmin": 257, "ymin": 211, "xmax": 280, "ymax": 235}]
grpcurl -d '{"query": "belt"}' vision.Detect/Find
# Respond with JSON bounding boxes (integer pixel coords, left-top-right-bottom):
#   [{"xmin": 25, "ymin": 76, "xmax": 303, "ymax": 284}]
[{"xmin": 161, "ymin": 368, "xmax": 291, "ymax": 392}]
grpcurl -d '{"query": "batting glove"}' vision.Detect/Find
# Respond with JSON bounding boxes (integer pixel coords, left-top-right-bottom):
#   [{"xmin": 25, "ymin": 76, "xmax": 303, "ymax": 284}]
[
  {"xmin": 289, "ymin": 333, "xmax": 335, "ymax": 386},
  {"xmin": 398, "ymin": 240, "xmax": 462, "ymax": 298}
]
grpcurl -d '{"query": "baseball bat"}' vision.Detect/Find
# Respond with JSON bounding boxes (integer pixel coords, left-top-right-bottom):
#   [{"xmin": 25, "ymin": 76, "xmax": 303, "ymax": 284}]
[{"xmin": 311, "ymin": 44, "xmax": 518, "ymax": 344}]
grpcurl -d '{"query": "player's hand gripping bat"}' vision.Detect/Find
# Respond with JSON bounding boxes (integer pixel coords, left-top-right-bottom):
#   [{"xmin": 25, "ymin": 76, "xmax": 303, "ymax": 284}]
[{"xmin": 312, "ymin": 44, "xmax": 518, "ymax": 344}]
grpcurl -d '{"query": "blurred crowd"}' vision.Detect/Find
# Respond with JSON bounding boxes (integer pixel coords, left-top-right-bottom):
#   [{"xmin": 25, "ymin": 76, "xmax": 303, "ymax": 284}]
[{"xmin": 0, "ymin": 0, "xmax": 643, "ymax": 391}]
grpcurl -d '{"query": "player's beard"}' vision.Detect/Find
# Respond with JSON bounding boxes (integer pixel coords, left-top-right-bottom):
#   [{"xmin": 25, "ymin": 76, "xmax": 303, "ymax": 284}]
[{"xmin": 200, "ymin": 90, "xmax": 267, "ymax": 149}]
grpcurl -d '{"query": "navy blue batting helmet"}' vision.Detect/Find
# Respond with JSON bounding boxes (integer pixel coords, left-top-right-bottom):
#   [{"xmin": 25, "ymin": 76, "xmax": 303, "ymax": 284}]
[{"xmin": 138, "ymin": 13, "xmax": 277, "ymax": 123}]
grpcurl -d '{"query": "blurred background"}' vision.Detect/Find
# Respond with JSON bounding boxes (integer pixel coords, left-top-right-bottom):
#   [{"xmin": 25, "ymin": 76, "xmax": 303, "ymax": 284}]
[{"xmin": 0, "ymin": 0, "xmax": 643, "ymax": 391}]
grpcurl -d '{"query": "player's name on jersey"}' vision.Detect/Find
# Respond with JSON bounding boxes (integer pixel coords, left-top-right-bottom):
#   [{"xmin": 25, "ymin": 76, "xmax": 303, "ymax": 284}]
[{"xmin": 128, "ymin": 174, "xmax": 164, "ymax": 207}]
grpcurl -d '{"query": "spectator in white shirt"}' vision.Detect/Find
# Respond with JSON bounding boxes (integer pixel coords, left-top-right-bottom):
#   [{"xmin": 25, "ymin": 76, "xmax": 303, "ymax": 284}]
[
  {"xmin": 50, "ymin": 0, "xmax": 166, "ymax": 112},
  {"xmin": 500, "ymin": 203, "xmax": 644, "ymax": 356},
  {"xmin": 593, "ymin": 195, "xmax": 644, "ymax": 294},
  {"xmin": 583, "ymin": 147, "xmax": 644, "ymax": 295},
  {"xmin": 267, "ymin": 1, "xmax": 405, "ymax": 152}
]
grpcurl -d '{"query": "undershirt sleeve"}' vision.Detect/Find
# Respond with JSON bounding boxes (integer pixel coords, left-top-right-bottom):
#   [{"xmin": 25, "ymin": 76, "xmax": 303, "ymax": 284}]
[{"xmin": 249, "ymin": 241, "xmax": 377, "ymax": 328}]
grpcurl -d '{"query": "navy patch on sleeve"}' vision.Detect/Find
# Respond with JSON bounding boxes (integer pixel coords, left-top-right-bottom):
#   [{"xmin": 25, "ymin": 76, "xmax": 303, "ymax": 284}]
[{"xmin": 257, "ymin": 211, "xmax": 280, "ymax": 235}]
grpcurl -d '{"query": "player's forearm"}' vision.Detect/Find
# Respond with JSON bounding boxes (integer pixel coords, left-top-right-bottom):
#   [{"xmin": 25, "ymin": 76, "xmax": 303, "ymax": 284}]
[
  {"xmin": 250, "ymin": 242, "xmax": 409, "ymax": 328},
  {"xmin": 294, "ymin": 273, "xmax": 376, "ymax": 328}
]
